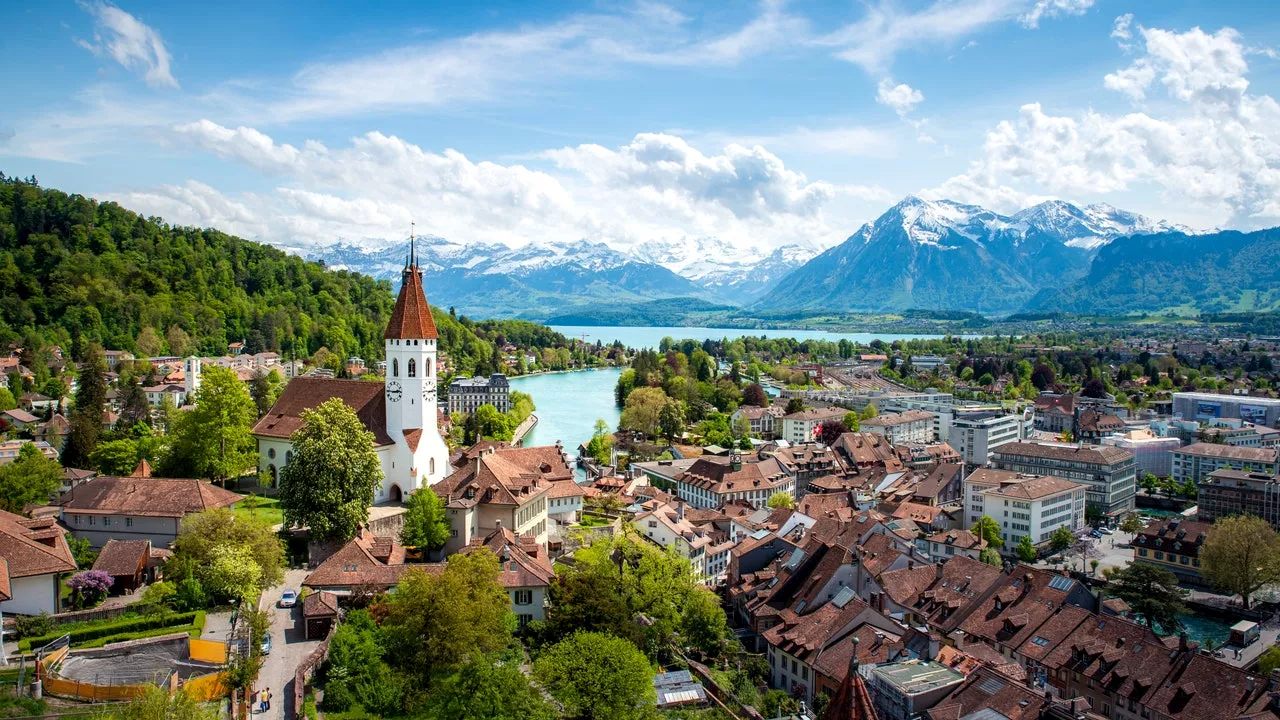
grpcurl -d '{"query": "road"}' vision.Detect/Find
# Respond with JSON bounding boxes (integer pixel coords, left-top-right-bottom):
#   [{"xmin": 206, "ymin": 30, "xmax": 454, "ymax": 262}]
[{"xmin": 251, "ymin": 568, "xmax": 320, "ymax": 720}]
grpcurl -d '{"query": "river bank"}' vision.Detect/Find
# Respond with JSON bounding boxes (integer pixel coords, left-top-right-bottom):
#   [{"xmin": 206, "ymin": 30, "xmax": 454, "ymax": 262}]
[{"xmin": 508, "ymin": 367, "xmax": 622, "ymax": 455}]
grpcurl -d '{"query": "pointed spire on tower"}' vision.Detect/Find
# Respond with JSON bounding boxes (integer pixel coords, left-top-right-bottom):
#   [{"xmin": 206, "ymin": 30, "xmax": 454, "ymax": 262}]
[{"xmin": 410, "ymin": 221, "xmax": 416, "ymax": 268}]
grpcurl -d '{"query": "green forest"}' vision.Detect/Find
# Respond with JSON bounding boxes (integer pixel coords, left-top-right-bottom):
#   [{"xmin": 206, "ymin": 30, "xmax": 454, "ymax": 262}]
[{"xmin": 0, "ymin": 175, "xmax": 582, "ymax": 376}]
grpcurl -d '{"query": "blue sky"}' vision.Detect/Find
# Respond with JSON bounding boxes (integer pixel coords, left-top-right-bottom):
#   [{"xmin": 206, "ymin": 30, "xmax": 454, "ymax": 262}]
[{"xmin": 2, "ymin": 0, "xmax": 1278, "ymax": 257}]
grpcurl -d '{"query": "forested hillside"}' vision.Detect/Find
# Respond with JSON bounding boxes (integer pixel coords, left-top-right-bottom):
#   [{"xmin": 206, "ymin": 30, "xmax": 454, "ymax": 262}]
[{"xmin": 0, "ymin": 176, "xmax": 564, "ymax": 374}]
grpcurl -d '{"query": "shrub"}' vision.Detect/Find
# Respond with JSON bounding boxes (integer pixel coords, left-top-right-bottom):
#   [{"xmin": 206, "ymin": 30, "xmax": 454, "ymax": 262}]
[
  {"xmin": 67, "ymin": 570, "xmax": 113, "ymax": 609},
  {"xmin": 13, "ymin": 612, "xmax": 54, "ymax": 640},
  {"xmin": 174, "ymin": 578, "xmax": 208, "ymax": 611},
  {"xmin": 141, "ymin": 581, "xmax": 177, "ymax": 608}
]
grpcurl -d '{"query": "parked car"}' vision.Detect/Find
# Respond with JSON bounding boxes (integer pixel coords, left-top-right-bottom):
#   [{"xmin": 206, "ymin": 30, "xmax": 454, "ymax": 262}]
[
  {"xmin": 278, "ymin": 589, "xmax": 298, "ymax": 608},
  {"xmin": 1099, "ymin": 527, "xmax": 1114, "ymax": 535},
  {"xmin": 260, "ymin": 633, "xmax": 272, "ymax": 656}
]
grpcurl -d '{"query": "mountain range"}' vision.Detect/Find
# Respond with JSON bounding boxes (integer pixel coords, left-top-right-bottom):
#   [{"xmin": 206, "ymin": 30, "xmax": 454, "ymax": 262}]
[{"xmin": 305, "ymin": 196, "xmax": 1276, "ymax": 320}]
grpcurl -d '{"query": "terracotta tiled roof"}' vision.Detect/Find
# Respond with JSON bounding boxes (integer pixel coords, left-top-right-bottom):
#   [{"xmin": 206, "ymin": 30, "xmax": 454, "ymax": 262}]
[
  {"xmin": 252, "ymin": 377, "xmax": 392, "ymax": 445},
  {"xmin": 92, "ymin": 539, "xmax": 150, "ymax": 577},
  {"xmin": 128, "ymin": 460, "xmax": 152, "ymax": 478},
  {"xmin": 383, "ymin": 265, "xmax": 439, "ymax": 340},
  {"xmin": 821, "ymin": 655, "xmax": 879, "ymax": 720},
  {"xmin": 462, "ymin": 526, "xmax": 555, "ymax": 589},
  {"xmin": 831, "ymin": 432, "xmax": 904, "ymax": 470},
  {"xmin": 959, "ymin": 566, "xmax": 1086, "ymax": 649},
  {"xmin": 861, "ymin": 409, "xmax": 934, "ymax": 427},
  {"xmin": 987, "ymin": 475, "xmax": 1084, "ymax": 501},
  {"xmin": 891, "ymin": 502, "xmax": 945, "ymax": 525},
  {"xmin": 1176, "ymin": 442, "xmax": 1279, "ymax": 463},
  {"xmin": 925, "ymin": 666, "xmax": 1048, "ymax": 720},
  {"xmin": 303, "ymin": 529, "xmax": 413, "ymax": 591},
  {"xmin": 924, "ymin": 528, "xmax": 985, "ymax": 551},
  {"xmin": 1034, "ymin": 394, "xmax": 1075, "ymax": 415},
  {"xmin": 1144, "ymin": 651, "xmax": 1278, "ymax": 720},
  {"xmin": 677, "ymin": 455, "xmax": 790, "ymax": 495},
  {"xmin": 903, "ymin": 555, "xmax": 1003, "ymax": 632},
  {"xmin": 914, "ymin": 464, "xmax": 962, "ymax": 500},
  {"xmin": 436, "ymin": 444, "xmax": 571, "ymax": 509},
  {"xmin": 994, "ymin": 441, "xmax": 1134, "ymax": 465},
  {"xmin": 1133, "ymin": 517, "xmax": 1211, "ymax": 558},
  {"xmin": 546, "ymin": 479, "xmax": 586, "ymax": 499},
  {"xmin": 58, "ymin": 476, "xmax": 242, "ymax": 517},
  {"xmin": 303, "ymin": 590, "xmax": 340, "ymax": 618},
  {"xmin": 0, "ymin": 509, "xmax": 77, "ymax": 579}
]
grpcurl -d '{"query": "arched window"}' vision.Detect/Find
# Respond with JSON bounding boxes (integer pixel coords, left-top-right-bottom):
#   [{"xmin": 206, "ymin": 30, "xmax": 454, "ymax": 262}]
[
  {"xmin": 429, "ymin": 458, "xmax": 435, "ymax": 475},
  {"xmin": 285, "ymin": 451, "xmax": 293, "ymax": 464},
  {"xmin": 393, "ymin": 358, "xmax": 399, "ymax": 377},
  {"xmin": 408, "ymin": 359, "xmax": 417, "ymax": 377},
  {"xmin": 268, "ymin": 464, "xmax": 278, "ymax": 487}
]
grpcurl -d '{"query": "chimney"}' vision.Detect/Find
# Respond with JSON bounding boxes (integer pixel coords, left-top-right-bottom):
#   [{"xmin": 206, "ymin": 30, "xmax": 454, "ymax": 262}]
[
  {"xmin": 495, "ymin": 519, "xmax": 502, "ymax": 530},
  {"xmin": 936, "ymin": 562, "xmax": 945, "ymax": 581},
  {"xmin": 678, "ymin": 503, "xmax": 685, "ymax": 521},
  {"xmin": 1179, "ymin": 631, "xmax": 1189, "ymax": 651}
]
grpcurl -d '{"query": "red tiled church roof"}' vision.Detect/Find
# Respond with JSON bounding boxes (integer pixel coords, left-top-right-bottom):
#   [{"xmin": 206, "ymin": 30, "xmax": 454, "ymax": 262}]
[{"xmin": 384, "ymin": 260, "xmax": 438, "ymax": 340}]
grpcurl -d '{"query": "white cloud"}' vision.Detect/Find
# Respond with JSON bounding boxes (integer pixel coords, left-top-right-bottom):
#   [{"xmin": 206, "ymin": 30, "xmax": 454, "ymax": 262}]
[
  {"xmin": 876, "ymin": 78, "xmax": 925, "ymax": 117},
  {"xmin": 1018, "ymin": 0, "xmax": 1094, "ymax": 29},
  {"xmin": 124, "ymin": 121, "xmax": 879, "ymax": 253},
  {"xmin": 1111, "ymin": 13, "xmax": 1134, "ymax": 43},
  {"xmin": 932, "ymin": 22, "xmax": 1280, "ymax": 227},
  {"xmin": 75, "ymin": 1, "xmax": 177, "ymax": 89}
]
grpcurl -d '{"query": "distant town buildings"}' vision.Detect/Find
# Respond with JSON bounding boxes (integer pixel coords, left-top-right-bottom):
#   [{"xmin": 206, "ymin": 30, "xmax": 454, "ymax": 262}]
[
  {"xmin": 990, "ymin": 442, "xmax": 1136, "ymax": 517},
  {"xmin": 447, "ymin": 373, "xmax": 511, "ymax": 414}
]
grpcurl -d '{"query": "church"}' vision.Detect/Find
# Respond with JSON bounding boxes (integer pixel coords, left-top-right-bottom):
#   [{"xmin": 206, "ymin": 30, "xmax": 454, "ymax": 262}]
[{"xmin": 252, "ymin": 244, "xmax": 452, "ymax": 503}]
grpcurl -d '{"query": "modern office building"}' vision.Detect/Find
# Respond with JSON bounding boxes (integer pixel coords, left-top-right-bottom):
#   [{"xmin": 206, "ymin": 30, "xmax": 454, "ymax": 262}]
[
  {"xmin": 1171, "ymin": 443, "xmax": 1280, "ymax": 484},
  {"xmin": 950, "ymin": 411, "xmax": 1026, "ymax": 465},
  {"xmin": 990, "ymin": 442, "xmax": 1136, "ymax": 517},
  {"xmin": 964, "ymin": 473, "xmax": 1087, "ymax": 550},
  {"xmin": 1101, "ymin": 430, "xmax": 1182, "ymax": 478},
  {"xmin": 1173, "ymin": 392, "xmax": 1280, "ymax": 428}
]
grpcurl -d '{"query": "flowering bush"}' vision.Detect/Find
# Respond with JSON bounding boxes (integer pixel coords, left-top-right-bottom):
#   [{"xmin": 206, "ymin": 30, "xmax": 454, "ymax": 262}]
[{"xmin": 67, "ymin": 570, "xmax": 113, "ymax": 609}]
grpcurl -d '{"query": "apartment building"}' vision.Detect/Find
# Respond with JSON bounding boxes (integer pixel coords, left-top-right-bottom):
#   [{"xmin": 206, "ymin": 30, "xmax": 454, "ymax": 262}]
[
  {"xmin": 674, "ymin": 453, "xmax": 794, "ymax": 509},
  {"xmin": 780, "ymin": 407, "xmax": 849, "ymax": 445},
  {"xmin": 1171, "ymin": 443, "xmax": 1280, "ymax": 483},
  {"xmin": 1197, "ymin": 468, "xmax": 1280, "ymax": 529},
  {"xmin": 965, "ymin": 472, "xmax": 1087, "ymax": 549},
  {"xmin": 990, "ymin": 442, "xmax": 1136, "ymax": 518},
  {"xmin": 860, "ymin": 409, "xmax": 936, "ymax": 445},
  {"xmin": 447, "ymin": 373, "xmax": 511, "ymax": 414},
  {"xmin": 950, "ymin": 411, "xmax": 1026, "ymax": 465},
  {"xmin": 1132, "ymin": 517, "xmax": 1210, "ymax": 585}
]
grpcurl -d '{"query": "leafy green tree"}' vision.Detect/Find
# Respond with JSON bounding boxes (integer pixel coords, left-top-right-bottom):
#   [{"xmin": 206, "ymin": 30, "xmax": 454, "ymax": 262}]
[
  {"xmin": 169, "ymin": 507, "xmax": 285, "ymax": 588},
  {"xmin": 163, "ymin": 366, "xmax": 257, "ymax": 482},
  {"xmin": 62, "ymin": 344, "xmax": 107, "ymax": 469},
  {"xmin": 1259, "ymin": 645, "xmax": 1280, "ymax": 675},
  {"xmin": 979, "ymin": 547, "xmax": 1003, "ymax": 566},
  {"xmin": 249, "ymin": 370, "xmax": 273, "ymax": 417},
  {"xmin": 67, "ymin": 534, "xmax": 98, "ymax": 568},
  {"xmin": 1119, "ymin": 513, "xmax": 1146, "ymax": 534},
  {"xmin": 585, "ymin": 431, "xmax": 614, "ymax": 466},
  {"xmin": 381, "ymin": 550, "xmax": 513, "ymax": 684},
  {"xmin": 401, "ymin": 487, "xmax": 450, "ymax": 552},
  {"xmin": 843, "ymin": 411, "xmax": 861, "ymax": 432},
  {"xmin": 1201, "ymin": 515, "xmax": 1280, "ymax": 610},
  {"xmin": 118, "ymin": 378, "xmax": 151, "ymax": 429},
  {"xmin": 321, "ymin": 609, "xmax": 402, "ymax": 715},
  {"xmin": 860, "ymin": 403, "xmax": 879, "ymax": 420},
  {"xmin": 767, "ymin": 491, "xmax": 795, "ymax": 509},
  {"xmin": 1049, "ymin": 526, "xmax": 1075, "ymax": 552},
  {"xmin": 0, "ymin": 388, "xmax": 14, "ymax": 412},
  {"xmin": 1108, "ymin": 562, "xmax": 1187, "ymax": 629},
  {"xmin": 1016, "ymin": 535, "xmax": 1037, "ymax": 562},
  {"xmin": 680, "ymin": 588, "xmax": 728, "ymax": 654},
  {"xmin": 0, "ymin": 443, "xmax": 62, "ymax": 512},
  {"xmin": 621, "ymin": 387, "xmax": 667, "ymax": 437},
  {"xmin": 90, "ymin": 438, "xmax": 141, "ymax": 476},
  {"xmin": 533, "ymin": 631, "xmax": 655, "ymax": 720},
  {"xmin": 279, "ymin": 398, "xmax": 383, "ymax": 541},
  {"xmin": 422, "ymin": 657, "xmax": 557, "ymax": 720},
  {"xmin": 474, "ymin": 404, "xmax": 513, "ymax": 441},
  {"xmin": 784, "ymin": 397, "xmax": 805, "ymax": 414},
  {"xmin": 973, "ymin": 515, "xmax": 1004, "ymax": 549},
  {"xmin": 202, "ymin": 545, "xmax": 262, "ymax": 603}
]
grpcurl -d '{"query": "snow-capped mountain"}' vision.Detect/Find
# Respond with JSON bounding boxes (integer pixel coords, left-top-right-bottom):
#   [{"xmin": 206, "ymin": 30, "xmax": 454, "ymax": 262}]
[
  {"xmin": 630, "ymin": 236, "xmax": 818, "ymax": 302},
  {"xmin": 759, "ymin": 195, "xmax": 1189, "ymax": 315}
]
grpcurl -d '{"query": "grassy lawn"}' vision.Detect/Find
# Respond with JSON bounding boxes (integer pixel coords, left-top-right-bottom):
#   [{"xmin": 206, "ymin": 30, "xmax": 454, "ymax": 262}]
[
  {"xmin": 576, "ymin": 514, "xmax": 612, "ymax": 528},
  {"xmin": 233, "ymin": 495, "xmax": 284, "ymax": 526}
]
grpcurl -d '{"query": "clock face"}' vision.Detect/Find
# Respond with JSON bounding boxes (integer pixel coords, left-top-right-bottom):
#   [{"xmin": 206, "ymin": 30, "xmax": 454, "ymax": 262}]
[
  {"xmin": 423, "ymin": 384, "xmax": 436, "ymax": 403},
  {"xmin": 386, "ymin": 380, "xmax": 403, "ymax": 402}
]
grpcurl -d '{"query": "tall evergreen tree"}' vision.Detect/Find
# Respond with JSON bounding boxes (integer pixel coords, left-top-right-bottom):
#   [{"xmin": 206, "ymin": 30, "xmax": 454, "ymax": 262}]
[
  {"xmin": 120, "ymin": 377, "xmax": 151, "ymax": 428},
  {"xmin": 61, "ymin": 344, "xmax": 107, "ymax": 469}
]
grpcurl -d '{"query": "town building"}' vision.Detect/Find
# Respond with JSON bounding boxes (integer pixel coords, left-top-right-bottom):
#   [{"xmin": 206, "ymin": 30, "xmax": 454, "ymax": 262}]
[
  {"xmin": 731, "ymin": 405, "xmax": 784, "ymax": 439},
  {"xmin": 1075, "ymin": 408, "xmax": 1125, "ymax": 442},
  {"xmin": 303, "ymin": 529, "xmax": 410, "ymax": 595},
  {"xmin": 1034, "ymin": 394, "xmax": 1076, "ymax": 434},
  {"xmin": 911, "ymin": 463, "xmax": 964, "ymax": 506},
  {"xmin": 1171, "ymin": 443, "xmax": 1280, "ymax": 483},
  {"xmin": 56, "ymin": 475, "xmax": 243, "ymax": 548},
  {"xmin": 914, "ymin": 528, "xmax": 986, "ymax": 562},
  {"xmin": 1101, "ymin": 430, "xmax": 1182, "ymax": 478},
  {"xmin": 0, "ymin": 510, "xmax": 78, "ymax": 616},
  {"xmin": 867, "ymin": 661, "xmax": 965, "ymax": 720},
  {"xmin": 447, "ymin": 374, "xmax": 512, "ymax": 414},
  {"xmin": 673, "ymin": 453, "xmax": 794, "ymax": 510},
  {"xmin": 1132, "ymin": 517, "xmax": 1210, "ymax": 585},
  {"xmin": 861, "ymin": 410, "xmax": 935, "ymax": 445},
  {"xmin": 434, "ymin": 443, "xmax": 571, "ymax": 554},
  {"xmin": 990, "ymin": 442, "xmax": 1136, "ymax": 518},
  {"xmin": 633, "ymin": 500, "xmax": 735, "ymax": 583},
  {"xmin": 965, "ymin": 473, "xmax": 1086, "ymax": 550},
  {"xmin": 0, "ymin": 440, "xmax": 59, "ymax": 465},
  {"xmin": 1173, "ymin": 391, "xmax": 1280, "ymax": 428},
  {"xmin": 782, "ymin": 407, "xmax": 850, "ymax": 445},
  {"xmin": 460, "ymin": 526, "xmax": 555, "ymax": 627},
  {"xmin": 1197, "ymin": 468, "xmax": 1280, "ymax": 529},
  {"xmin": 949, "ymin": 410, "xmax": 1026, "ymax": 465},
  {"xmin": 253, "ymin": 245, "xmax": 452, "ymax": 503}
]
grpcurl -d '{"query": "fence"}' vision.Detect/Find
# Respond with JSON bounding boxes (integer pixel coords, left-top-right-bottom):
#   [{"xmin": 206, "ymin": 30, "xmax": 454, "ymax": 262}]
[
  {"xmin": 291, "ymin": 623, "xmax": 336, "ymax": 718},
  {"xmin": 188, "ymin": 638, "xmax": 228, "ymax": 664}
]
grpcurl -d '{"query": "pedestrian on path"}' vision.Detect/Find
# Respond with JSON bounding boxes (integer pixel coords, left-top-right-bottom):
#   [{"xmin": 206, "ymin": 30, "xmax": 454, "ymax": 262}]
[{"xmin": 266, "ymin": 688, "xmax": 272, "ymax": 711}]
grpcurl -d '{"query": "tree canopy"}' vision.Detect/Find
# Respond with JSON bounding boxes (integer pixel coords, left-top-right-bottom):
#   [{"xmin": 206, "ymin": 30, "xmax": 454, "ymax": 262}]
[
  {"xmin": 161, "ymin": 365, "xmax": 257, "ymax": 482},
  {"xmin": 1107, "ymin": 562, "xmax": 1187, "ymax": 630},
  {"xmin": 401, "ymin": 487, "xmax": 450, "ymax": 552},
  {"xmin": 0, "ymin": 442, "xmax": 62, "ymax": 512},
  {"xmin": 278, "ymin": 398, "xmax": 383, "ymax": 541},
  {"xmin": 1200, "ymin": 515, "xmax": 1280, "ymax": 610},
  {"xmin": 533, "ymin": 631, "xmax": 655, "ymax": 720}
]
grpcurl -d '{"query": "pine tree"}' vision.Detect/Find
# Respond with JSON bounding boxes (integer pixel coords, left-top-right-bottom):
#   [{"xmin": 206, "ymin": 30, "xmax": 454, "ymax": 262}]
[
  {"xmin": 120, "ymin": 378, "xmax": 151, "ymax": 428},
  {"xmin": 61, "ymin": 345, "xmax": 107, "ymax": 469}
]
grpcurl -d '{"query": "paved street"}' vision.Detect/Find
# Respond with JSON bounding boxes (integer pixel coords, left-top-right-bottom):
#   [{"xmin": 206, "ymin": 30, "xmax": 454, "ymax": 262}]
[{"xmin": 250, "ymin": 569, "xmax": 320, "ymax": 720}]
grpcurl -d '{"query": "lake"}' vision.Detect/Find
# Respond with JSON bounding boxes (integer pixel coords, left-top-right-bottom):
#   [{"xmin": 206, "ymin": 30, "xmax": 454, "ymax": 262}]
[
  {"xmin": 549, "ymin": 325, "xmax": 955, "ymax": 350},
  {"xmin": 509, "ymin": 367, "xmax": 622, "ymax": 454}
]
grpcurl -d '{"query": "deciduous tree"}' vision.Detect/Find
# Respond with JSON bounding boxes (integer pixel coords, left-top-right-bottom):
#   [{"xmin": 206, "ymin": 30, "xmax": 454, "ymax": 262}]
[
  {"xmin": 1049, "ymin": 526, "xmax": 1075, "ymax": 552},
  {"xmin": 0, "ymin": 442, "xmax": 62, "ymax": 512},
  {"xmin": 973, "ymin": 515, "xmax": 1004, "ymax": 549},
  {"xmin": 742, "ymin": 384, "xmax": 768, "ymax": 407},
  {"xmin": 767, "ymin": 491, "xmax": 795, "ymax": 509},
  {"xmin": 170, "ymin": 507, "xmax": 285, "ymax": 588},
  {"xmin": 817, "ymin": 420, "xmax": 849, "ymax": 446},
  {"xmin": 621, "ymin": 387, "xmax": 667, "ymax": 437},
  {"xmin": 401, "ymin": 487, "xmax": 450, "ymax": 552},
  {"xmin": 278, "ymin": 398, "xmax": 383, "ymax": 541},
  {"xmin": 422, "ymin": 657, "xmax": 557, "ymax": 720},
  {"xmin": 533, "ymin": 631, "xmax": 655, "ymax": 720},
  {"xmin": 1201, "ymin": 515, "xmax": 1280, "ymax": 610},
  {"xmin": 163, "ymin": 365, "xmax": 257, "ymax": 483},
  {"xmin": 1016, "ymin": 535, "xmax": 1037, "ymax": 562},
  {"xmin": 202, "ymin": 544, "xmax": 263, "ymax": 603}
]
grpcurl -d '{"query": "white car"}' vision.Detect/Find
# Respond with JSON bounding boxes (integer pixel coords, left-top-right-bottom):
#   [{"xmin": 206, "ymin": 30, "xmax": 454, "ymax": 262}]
[
  {"xmin": 278, "ymin": 589, "xmax": 298, "ymax": 608},
  {"xmin": 1099, "ymin": 527, "xmax": 1114, "ymax": 535}
]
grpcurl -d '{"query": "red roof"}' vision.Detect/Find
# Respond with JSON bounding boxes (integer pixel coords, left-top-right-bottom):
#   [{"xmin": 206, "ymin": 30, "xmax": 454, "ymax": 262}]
[{"xmin": 384, "ymin": 266, "xmax": 438, "ymax": 340}]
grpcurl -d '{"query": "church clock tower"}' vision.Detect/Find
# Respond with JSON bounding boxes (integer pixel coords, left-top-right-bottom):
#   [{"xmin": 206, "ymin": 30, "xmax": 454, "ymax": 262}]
[{"xmin": 383, "ymin": 236, "xmax": 451, "ymax": 491}]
